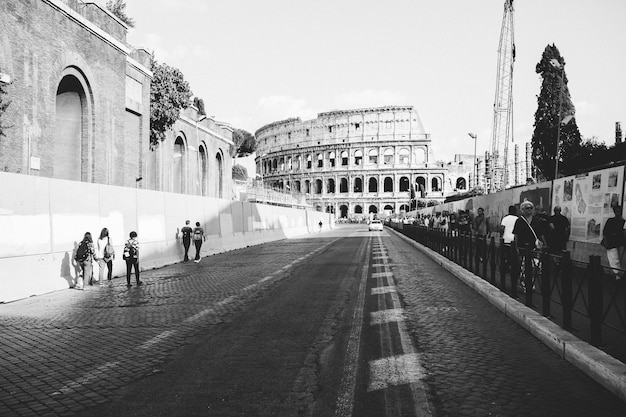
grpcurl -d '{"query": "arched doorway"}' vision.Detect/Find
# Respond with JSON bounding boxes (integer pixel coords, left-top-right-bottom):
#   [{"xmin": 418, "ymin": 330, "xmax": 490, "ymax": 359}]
[
  {"xmin": 340, "ymin": 205, "xmax": 348, "ymax": 218},
  {"xmin": 215, "ymin": 152, "xmax": 223, "ymax": 198},
  {"xmin": 354, "ymin": 205, "xmax": 363, "ymax": 214},
  {"xmin": 173, "ymin": 136, "xmax": 185, "ymax": 193},
  {"xmin": 368, "ymin": 177, "xmax": 378, "ymax": 192},
  {"xmin": 369, "ymin": 205, "xmax": 378, "ymax": 214},
  {"xmin": 54, "ymin": 72, "xmax": 91, "ymax": 181},
  {"xmin": 199, "ymin": 145, "xmax": 208, "ymax": 196}
]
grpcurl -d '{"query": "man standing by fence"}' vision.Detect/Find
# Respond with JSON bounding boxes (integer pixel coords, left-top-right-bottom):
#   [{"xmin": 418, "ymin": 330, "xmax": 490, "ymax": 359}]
[
  {"xmin": 548, "ymin": 206, "xmax": 570, "ymax": 254},
  {"xmin": 602, "ymin": 205, "xmax": 625, "ymax": 279}
]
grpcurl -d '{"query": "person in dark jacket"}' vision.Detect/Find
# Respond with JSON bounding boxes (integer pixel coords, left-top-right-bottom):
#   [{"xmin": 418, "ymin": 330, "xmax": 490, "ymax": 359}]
[
  {"xmin": 602, "ymin": 205, "xmax": 626, "ymax": 279},
  {"xmin": 123, "ymin": 231, "xmax": 141, "ymax": 287}
]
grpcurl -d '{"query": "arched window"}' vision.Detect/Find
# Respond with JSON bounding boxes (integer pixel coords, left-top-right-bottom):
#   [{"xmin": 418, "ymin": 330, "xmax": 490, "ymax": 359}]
[
  {"xmin": 307, "ymin": 154, "xmax": 312, "ymax": 169},
  {"xmin": 354, "ymin": 150, "xmax": 363, "ymax": 166},
  {"xmin": 215, "ymin": 151, "xmax": 224, "ymax": 198},
  {"xmin": 431, "ymin": 177, "xmax": 441, "ymax": 192},
  {"xmin": 279, "ymin": 157, "xmax": 285, "ymax": 171},
  {"xmin": 400, "ymin": 204, "xmax": 409, "ymax": 212},
  {"xmin": 340, "ymin": 205, "xmax": 348, "ymax": 218},
  {"xmin": 399, "ymin": 148, "xmax": 410, "ymax": 164},
  {"xmin": 368, "ymin": 177, "xmax": 378, "ymax": 192},
  {"xmin": 287, "ymin": 157, "xmax": 292, "ymax": 170},
  {"xmin": 416, "ymin": 177, "xmax": 426, "ymax": 197},
  {"xmin": 399, "ymin": 176, "xmax": 409, "ymax": 192},
  {"xmin": 384, "ymin": 177, "xmax": 393, "ymax": 192},
  {"xmin": 383, "ymin": 148, "xmax": 394, "ymax": 165},
  {"xmin": 305, "ymin": 180, "xmax": 311, "ymax": 193},
  {"xmin": 340, "ymin": 177, "xmax": 348, "ymax": 193},
  {"xmin": 317, "ymin": 153, "xmax": 323, "ymax": 168},
  {"xmin": 272, "ymin": 159, "xmax": 278, "ymax": 171},
  {"xmin": 315, "ymin": 179, "xmax": 323, "ymax": 194},
  {"xmin": 199, "ymin": 144, "xmax": 208, "ymax": 196},
  {"xmin": 354, "ymin": 205, "xmax": 363, "ymax": 214},
  {"xmin": 456, "ymin": 177, "xmax": 467, "ymax": 190},
  {"xmin": 327, "ymin": 178, "xmax": 335, "ymax": 193},
  {"xmin": 415, "ymin": 148, "xmax": 426, "ymax": 164},
  {"xmin": 354, "ymin": 177, "xmax": 363, "ymax": 193},
  {"xmin": 341, "ymin": 151, "xmax": 349, "ymax": 166},
  {"xmin": 369, "ymin": 205, "xmax": 378, "ymax": 214},
  {"xmin": 384, "ymin": 205, "xmax": 394, "ymax": 213},
  {"xmin": 173, "ymin": 136, "xmax": 185, "ymax": 194},
  {"xmin": 296, "ymin": 155, "xmax": 302, "ymax": 170},
  {"xmin": 368, "ymin": 149, "xmax": 378, "ymax": 164},
  {"xmin": 329, "ymin": 151, "xmax": 336, "ymax": 167}
]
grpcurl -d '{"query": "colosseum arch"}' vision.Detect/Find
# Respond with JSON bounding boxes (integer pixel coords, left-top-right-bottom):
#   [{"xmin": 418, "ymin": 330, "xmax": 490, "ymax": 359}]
[
  {"xmin": 368, "ymin": 177, "xmax": 378, "ymax": 192},
  {"xmin": 354, "ymin": 205, "xmax": 363, "ymax": 214},
  {"xmin": 399, "ymin": 148, "xmax": 410, "ymax": 164},
  {"xmin": 399, "ymin": 204, "xmax": 409, "ymax": 212},
  {"xmin": 369, "ymin": 205, "xmax": 378, "ymax": 214},
  {"xmin": 383, "ymin": 148, "xmax": 394, "ymax": 165},
  {"xmin": 354, "ymin": 177, "xmax": 363, "ymax": 193},
  {"xmin": 416, "ymin": 176, "xmax": 426, "ymax": 197},
  {"xmin": 315, "ymin": 179, "xmax": 322, "ymax": 194},
  {"xmin": 354, "ymin": 150, "xmax": 363, "ymax": 166},
  {"xmin": 384, "ymin": 204, "xmax": 394, "ymax": 213},
  {"xmin": 341, "ymin": 151, "xmax": 349, "ymax": 166},
  {"xmin": 340, "ymin": 177, "xmax": 348, "ymax": 193},
  {"xmin": 340, "ymin": 205, "xmax": 348, "ymax": 218},
  {"xmin": 415, "ymin": 148, "xmax": 426, "ymax": 164},
  {"xmin": 327, "ymin": 178, "xmax": 335, "ymax": 193},
  {"xmin": 456, "ymin": 177, "xmax": 467, "ymax": 190},
  {"xmin": 54, "ymin": 67, "xmax": 94, "ymax": 181},
  {"xmin": 431, "ymin": 177, "xmax": 441, "ymax": 192},
  {"xmin": 399, "ymin": 176, "xmax": 409, "ymax": 192},
  {"xmin": 384, "ymin": 177, "xmax": 393, "ymax": 192}
]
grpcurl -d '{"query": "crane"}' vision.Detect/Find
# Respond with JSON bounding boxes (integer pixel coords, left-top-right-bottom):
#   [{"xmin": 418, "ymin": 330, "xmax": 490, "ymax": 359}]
[{"xmin": 489, "ymin": 0, "xmax": 515, "ymax": 191}]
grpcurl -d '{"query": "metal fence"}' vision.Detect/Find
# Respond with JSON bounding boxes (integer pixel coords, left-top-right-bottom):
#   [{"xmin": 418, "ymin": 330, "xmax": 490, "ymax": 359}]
[{"xmin": 391, "ymin": 223, "xmax": 626, "ymax": 363}]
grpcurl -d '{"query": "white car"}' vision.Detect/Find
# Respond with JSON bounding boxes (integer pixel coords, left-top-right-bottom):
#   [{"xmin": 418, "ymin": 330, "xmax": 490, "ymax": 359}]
[{"xmin": 369, "ymin": 220, "xmax": 384, "ymax": 231}]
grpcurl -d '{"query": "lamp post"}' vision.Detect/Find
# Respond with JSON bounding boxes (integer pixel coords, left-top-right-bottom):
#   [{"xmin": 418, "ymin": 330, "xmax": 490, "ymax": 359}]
[
  {"xmin": 468, "ymin": 133, "xmax": 477, "ymax": 188},
  {"xmin": 550, "ymin": 59, "xmax": 564, "ymax": 180}
]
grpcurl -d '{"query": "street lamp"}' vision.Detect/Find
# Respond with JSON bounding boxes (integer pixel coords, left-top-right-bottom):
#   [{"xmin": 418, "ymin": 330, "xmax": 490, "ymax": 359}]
[
  {"xmin": 468, "ymin": 133, "xmax": 477, "ymax": 188},
  {"xmin": 550, "ymin": 59, "xmax": 564, "ymax": 180}
]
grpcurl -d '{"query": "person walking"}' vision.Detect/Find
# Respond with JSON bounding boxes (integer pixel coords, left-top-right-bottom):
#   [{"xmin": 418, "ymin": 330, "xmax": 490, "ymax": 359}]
[
  {"xmin": 179, "ymin": 220, "xmax": 193, "ymax": 262},
  {"xmin": 500, "ymin": 205, "xmax": 519, "ymax": 274},
  {"xmin": 96, "ymin": 228, "xmax": 115, "ymax": 285},
  {"xmin": 123, "ymin": 231, "xmax": 141, "ymax": 287},
  {"xmin": 602, "ymin": 205, "xmax": 626, "ymax": 279},
  {"xmin": 471, "ymin": 207, "xmax": 489, "ymax": 238},
  {"xmin": 548, "ymin": 206, "xmax": 570, "ymax": 254},
  {"xmin": 192, "ymin": 222, "xmax": 205, "ymax": 263},
  {"xmin": 74, "ymin": 232, "xmax": 96, "ymax": 290}
]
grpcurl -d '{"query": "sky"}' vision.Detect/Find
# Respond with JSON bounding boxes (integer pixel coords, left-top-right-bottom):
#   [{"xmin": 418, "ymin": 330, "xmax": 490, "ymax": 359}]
[{"xmin": 122, "ymin": 0, "xmax": 626, "ymax": 168}]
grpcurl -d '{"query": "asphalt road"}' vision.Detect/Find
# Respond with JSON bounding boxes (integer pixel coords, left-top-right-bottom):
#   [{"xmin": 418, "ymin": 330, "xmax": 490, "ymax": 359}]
[{"xmin": 1, "ymin": 224, "xmax": 625, "ymax": 417}]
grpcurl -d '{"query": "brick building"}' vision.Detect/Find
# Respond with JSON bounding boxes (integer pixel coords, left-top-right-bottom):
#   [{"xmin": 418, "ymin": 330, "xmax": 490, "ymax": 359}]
[{"xmin": 0, "ymin": 0, "xmax": 232, "ymax": 197}]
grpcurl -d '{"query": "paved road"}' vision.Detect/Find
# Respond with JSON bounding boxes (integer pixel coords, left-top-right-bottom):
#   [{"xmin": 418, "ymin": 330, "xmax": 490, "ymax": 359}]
[{"xmin": 1, "ymin": 224, "xmax": 625, "ymax": 416}]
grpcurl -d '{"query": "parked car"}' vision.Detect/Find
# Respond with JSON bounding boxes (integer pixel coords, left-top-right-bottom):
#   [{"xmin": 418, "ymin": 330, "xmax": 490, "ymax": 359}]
[{"xmin": 369, "ymin": 220, "xmax": 384, "ymax": 231}]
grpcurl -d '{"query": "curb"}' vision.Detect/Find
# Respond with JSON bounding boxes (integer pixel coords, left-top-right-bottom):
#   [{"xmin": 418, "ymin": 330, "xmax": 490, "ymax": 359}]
[{"xmin": 391, "ymin": 228, "xmax": 626, "ymax": 404}]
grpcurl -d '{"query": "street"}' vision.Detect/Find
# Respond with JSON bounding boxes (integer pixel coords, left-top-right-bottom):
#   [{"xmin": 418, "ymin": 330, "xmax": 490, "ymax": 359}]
[{"xmin": 1, "ymin": 224, "xmax": 625, "ymax": 416}]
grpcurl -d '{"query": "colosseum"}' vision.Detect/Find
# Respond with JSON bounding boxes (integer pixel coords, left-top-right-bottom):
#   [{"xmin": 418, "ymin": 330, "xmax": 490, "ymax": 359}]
[{"xmin": 255, "ymin": 105, "xmax": 468, "ymax": 218}]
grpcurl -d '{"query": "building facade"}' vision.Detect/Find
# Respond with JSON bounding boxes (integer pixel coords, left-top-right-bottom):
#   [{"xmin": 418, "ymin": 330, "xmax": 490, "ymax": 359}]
[
  {"xmin": 255, "ymin": 106, "xmax": 466, "ymax": 218},
  {"xmin": 0, "ymin": 0, "xmax": 232, "ymax": 198}
]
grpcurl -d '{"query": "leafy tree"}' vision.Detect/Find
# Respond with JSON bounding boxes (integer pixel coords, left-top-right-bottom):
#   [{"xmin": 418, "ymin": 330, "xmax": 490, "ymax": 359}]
[
  {"xmin": 150, "ymin": 59, "xmax": 192, "ymax": 149},
  {"xmin": 232, "ymin": 164, "xmax": 248, "ymax": 181},
  {"xmin": 106, "ymin": 0, "xmax": 135, "ymax": 28},
  {"xmin": 231, "ymin": 128, "xmax": 256, "ymax": 157},
  {"xmin": 0, "ymin": 80, "xmax": 11, "ymax": 138},
  {"xmin": 531, "ymin": 44, "xmax": 583, "ymax": 180}
]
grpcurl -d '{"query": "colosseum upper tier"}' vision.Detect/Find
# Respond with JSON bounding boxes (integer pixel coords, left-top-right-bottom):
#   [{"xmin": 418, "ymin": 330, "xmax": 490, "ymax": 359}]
[{"xmin": 254, "ymin": 105, "xmax": 451, "ymax": 218}]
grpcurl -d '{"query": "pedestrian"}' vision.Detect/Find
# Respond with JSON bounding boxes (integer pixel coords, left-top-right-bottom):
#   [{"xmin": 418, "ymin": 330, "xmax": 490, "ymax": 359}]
[
  {"xmin": 179, "ymin": 220, "xmax": 193, "ymax": 262},
  {"xmin": 96, "ymin": 227, "xmax": 115, "ymax": 284},
  {"xmin": 123, "ymin": 231, "xmax": 141, "ymax": 287},
  {"xmin": 548, "ymin": 205, "xmax": 570, "ymax": 254},
  {"xmin": 513, "ymin": 201, "xmax": 546, "ymax": 252},
  {"xmin": 458, "ymin": 210, "xmax": 471, "ymax": 235},
  {"xmin": 192, "ymin": 222, "xmax": 205, "ymax": 262},
  {"xmin": 601, "ymin": 205, "xmax": 626, "ymax": 279},
  {"xmin": 319, "ymin": 220, "xmax": 323, "ymax": 232},
  {"xmin": 74, "ymin": 232, "xmax": 96, "ymax": 290},
  {"xmin": 432, "ymin": 212, "xmax": 442, "ymax": 229},
  {"xmin": 471, "ymin": 207, "xmax": 489, "ymax": 238},
  {"xmin": 500, "ymin": 205, "xmax": 519, "ymax": 273}
]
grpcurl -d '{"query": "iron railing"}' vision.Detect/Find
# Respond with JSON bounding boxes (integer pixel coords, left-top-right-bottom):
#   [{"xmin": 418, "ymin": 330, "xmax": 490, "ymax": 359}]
[{"xmin": 391, "ymin": 224, "xmax": 626, "ymax": 363}]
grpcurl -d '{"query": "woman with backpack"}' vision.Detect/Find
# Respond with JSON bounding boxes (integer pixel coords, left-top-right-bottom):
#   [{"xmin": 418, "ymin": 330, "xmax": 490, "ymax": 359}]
[
  {"xmin": 97, "ymin": 227, "xmax": 115, "ymax": 285},
  {"xmin": 192, "ymin": 222, "xmax": 205, "ymax": 263},
  {"xmin": 74, "ymin": 232, "xmax": 96, "ymax": 290},
  {"xmin": 123, "ymin": 231, "xmax": 141, "ymax": 287}
]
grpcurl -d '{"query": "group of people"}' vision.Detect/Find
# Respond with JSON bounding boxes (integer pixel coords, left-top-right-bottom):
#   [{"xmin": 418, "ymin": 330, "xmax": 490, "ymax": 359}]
[
  {"xmin": 74, "ymin": 228, "xmax": 140, "ymax": 289},
  {"xmin": 178, "ymin": 220, "xmax": 206, "ymax": 263}
]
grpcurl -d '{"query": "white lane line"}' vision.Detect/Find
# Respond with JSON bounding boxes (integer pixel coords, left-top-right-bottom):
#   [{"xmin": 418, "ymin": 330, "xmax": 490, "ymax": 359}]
[
  {"xmin": 334, "ymin": 238, "xmax": 371, "ymax": 417},
  {"xmin": 368, "ymin": 353, "xmax": 426, "ymax": 392},
  {"xmin": 52, "ymin": 361, "xmax": 121, "ymax": 395},
  {"xmin": 371, "ymin": 263, "xmax": 386, "ymax": 268},
  {"xmin": 137, "ymin": 330, "xmax": 177, "ymax": 350},
  {"xmin": 371, "ymin": 271, "xmax": 393, "ymax": 279},
  {"xmin": 370, "ymin": 309, "xmax": 405, "ymax": 326},
  {"xmin": 371, "ymin": 286, "xmax": 396, "ymax": 295}
]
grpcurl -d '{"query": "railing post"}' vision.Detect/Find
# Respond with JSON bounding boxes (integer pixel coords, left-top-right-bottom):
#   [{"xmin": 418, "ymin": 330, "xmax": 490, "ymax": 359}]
[
  {"xmin": 524, "ymin": 249, "xmax": 534, "ymax": 306},
  {"xmin": 541, "ymin": 250, "xmax": 551, "ymax": 317},
  {"xmin": 489, "ymin": 236, "xmax": 497, "ymax": 284},
  {"xmin": 561, "ymin": 251, "xmax": 573, "ymax": 331},
  {"xmin": 499, "ymin": 239, "xmax": 507, "ymax": 290},
  {"xmin": 510, "ymin": 241, "xmax": 519, "ymax": 298},
  {"xmin": 474, "ymin": 236, "xmax": 480, "ymax": 274},
  {"xmin": 589, "ymin": 255, "xmax": 604, "ymax": 347}
]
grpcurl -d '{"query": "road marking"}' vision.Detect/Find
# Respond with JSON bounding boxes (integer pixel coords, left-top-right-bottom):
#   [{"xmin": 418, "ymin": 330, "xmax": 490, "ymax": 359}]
[
  {"xmin": 52, "ymin": 361, "xmax": 121, "ymax": 395},
  {"xmin": 371, "ymin": 263, "xmax": 387, "ymax": 268},
  {"xmin": 138, "ymin": 330, "xmax": 177, "ymax": 350},
  {"xmin": 370, "ymin": 308, "xmax": 405, "ymax": 325},
  {"xmin": 368, "ymin": 353, "xmax": 426, "ymax": 392},
  {"xmin": 371, "ymin": 286, "xmax": 396, "ymax": 295},
  {"xmin": 371, "ymin": 271, "xmax": 393, "ymax": 279}
]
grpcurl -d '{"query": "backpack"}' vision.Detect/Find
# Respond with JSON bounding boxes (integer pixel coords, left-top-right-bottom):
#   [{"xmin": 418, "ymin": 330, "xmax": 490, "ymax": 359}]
[
  {"xmin": 104, "ymin": 237, "xmax": 115, "ymax": 260},
  {"xmin": 193, "ymin": 229, "xmax": 203, "ymax": 241},
  {"xmin": 75, "ymin": 240, "xmax": 89, "ymax": 262},
  {"xmin": 123, "ymin": 241, "xmax": 137, "ymax": 260}
]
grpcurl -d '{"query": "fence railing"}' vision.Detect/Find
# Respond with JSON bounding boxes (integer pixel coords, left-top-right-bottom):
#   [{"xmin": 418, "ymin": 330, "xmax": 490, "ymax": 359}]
[{"xmin": 391, "ymin": 224, "xmax": 626, "ymax": 363}]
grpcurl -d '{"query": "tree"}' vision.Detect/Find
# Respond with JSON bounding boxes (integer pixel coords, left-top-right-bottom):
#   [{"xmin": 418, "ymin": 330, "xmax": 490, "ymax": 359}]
[
  {"xmin": 231, "ymin": 128, "xmax": 256, "ymax": 157},
  {"xmin": 531, "ymin": 44, "xmax": 583, "ymax": 180},
  {"xmin": 106, "ymin": 0, "xmax": 135, "ymax": 28},
  {"xmin": 0, "ymin": 80, "xmax": 11, "ymax": 138},
  {"xmin": 150, "ymin": 59, "xmax": 192, "ymax": 149},
  {"xmin": 232, "ymin": 164, "xmax": 248, "ymax": 181}
]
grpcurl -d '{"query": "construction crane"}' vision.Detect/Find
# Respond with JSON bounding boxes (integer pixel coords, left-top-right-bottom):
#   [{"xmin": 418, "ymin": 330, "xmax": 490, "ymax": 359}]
[{"xmin": 489, "ymin": 0, "xmax": 515, "ymax": 192}]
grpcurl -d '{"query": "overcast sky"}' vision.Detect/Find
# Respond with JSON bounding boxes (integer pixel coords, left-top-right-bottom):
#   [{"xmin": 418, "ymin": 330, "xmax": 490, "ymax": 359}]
[{"xmin": 123, "ymin": 0, "xmax": 626, "ymax": 166}]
